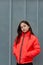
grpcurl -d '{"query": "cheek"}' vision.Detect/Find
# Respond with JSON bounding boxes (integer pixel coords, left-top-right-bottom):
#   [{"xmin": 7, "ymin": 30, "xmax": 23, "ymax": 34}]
[
  {"xmin": 21, "ymin": 28, "xmax": 24, "ymax": 31},
  {"xmin": 26, "ymin": 27, "xmax": 29, "ymax": 30}
]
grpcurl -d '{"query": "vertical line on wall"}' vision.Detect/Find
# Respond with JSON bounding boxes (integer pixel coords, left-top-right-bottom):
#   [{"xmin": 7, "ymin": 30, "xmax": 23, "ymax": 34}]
[
  {"xmin": 9, "ymin": 0, "xmax": 12, "ymax": 65},
  {"xmin": 24, "ymin": 0, "xmax": 27, "ymax": 20},
  {"xmin": 37, "ymin": 0, "xmax": 39, "ymax": 37}
]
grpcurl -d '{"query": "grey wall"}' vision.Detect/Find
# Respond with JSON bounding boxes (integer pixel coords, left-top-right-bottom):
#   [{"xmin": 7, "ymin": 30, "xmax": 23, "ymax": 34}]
[
  {"xmin": 0, "ymin": 0, "xmax": 10, "ymax": 65},
  {"xmin": 38, "ymin": 0, "xmax": 43, "ymax": 65},
  {"xmin": 0, "ymin": 0, "xmax": 43, "ymax": 65},
  {"xmin": 11, "ymin": 0, "xmax": 43, "ymax": 65}
]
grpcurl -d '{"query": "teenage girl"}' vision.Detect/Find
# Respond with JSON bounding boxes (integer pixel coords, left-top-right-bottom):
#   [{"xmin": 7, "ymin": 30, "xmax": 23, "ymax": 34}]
[{"xmin": 12, "ymin": 20, "xmax": 40, "ymax": 65}]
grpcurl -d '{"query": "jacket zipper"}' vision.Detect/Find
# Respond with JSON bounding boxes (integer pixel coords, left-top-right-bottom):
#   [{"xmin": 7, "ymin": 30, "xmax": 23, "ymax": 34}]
[{"xmin": 19, "ymin": 34, "xmax": 25, "ymax": 63}]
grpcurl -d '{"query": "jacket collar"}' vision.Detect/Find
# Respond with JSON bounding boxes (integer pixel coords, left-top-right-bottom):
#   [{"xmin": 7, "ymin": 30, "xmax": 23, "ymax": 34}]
[{"xmin": 21, "ymin": 31, "xmax": 31, "ymax": 37}]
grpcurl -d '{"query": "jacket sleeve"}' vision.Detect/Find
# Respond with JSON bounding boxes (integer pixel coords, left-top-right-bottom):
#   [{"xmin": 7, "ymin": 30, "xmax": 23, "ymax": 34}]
[
  {"xmin": 12, "ymin": 36, "xmax": 17, "ymax": 56},
  {"xmin": 27, "ymin": 37, "xmax": 41, "ymax": 58}
]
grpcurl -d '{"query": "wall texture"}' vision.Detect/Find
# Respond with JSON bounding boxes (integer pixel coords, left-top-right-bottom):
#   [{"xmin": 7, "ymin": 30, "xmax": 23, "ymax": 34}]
[{"xmin": 0, "ymin": 0, "xmax": 43, "ymax": 65}]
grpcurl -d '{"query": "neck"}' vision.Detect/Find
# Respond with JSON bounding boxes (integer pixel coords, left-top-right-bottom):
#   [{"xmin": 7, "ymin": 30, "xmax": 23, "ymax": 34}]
[{"xmin": 22, "ymin": 30, "xmax": 31, "ymax": 36}]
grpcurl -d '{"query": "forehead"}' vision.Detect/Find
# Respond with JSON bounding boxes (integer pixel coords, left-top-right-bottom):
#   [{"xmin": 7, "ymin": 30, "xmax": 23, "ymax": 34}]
[{"xmin": 20, "ymin": 23, "xmax": 27, "ymax": 27}]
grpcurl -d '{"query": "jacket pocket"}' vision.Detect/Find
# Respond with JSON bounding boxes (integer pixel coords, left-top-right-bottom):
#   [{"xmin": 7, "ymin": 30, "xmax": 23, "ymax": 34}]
[{"xmin": 22, "ymin": 55, "xmax": 33, "ymax": 62}]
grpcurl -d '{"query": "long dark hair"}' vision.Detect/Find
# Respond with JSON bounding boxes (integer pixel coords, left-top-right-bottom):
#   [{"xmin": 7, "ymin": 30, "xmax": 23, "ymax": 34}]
[{"xmin": 16, "ymin": 20, "xmax": 34, "ymax": 45}]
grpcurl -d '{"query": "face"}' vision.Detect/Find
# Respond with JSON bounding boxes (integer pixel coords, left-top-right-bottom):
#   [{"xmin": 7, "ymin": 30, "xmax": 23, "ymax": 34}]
[{"xmin": 20, "ymin": 23, "xmax": 30, "ymax": 33}]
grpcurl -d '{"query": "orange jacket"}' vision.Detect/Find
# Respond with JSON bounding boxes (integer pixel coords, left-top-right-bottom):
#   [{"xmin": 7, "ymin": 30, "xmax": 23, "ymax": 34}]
[{"xmin": 12, "ymin": 31, "xmax": 40, "ymax": 64}]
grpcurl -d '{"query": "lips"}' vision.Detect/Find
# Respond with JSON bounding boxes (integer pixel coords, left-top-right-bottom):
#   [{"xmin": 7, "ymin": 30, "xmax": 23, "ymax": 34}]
[{"xmin": 23, "ymin": 29, "xmax": 26, "ymax": 31}]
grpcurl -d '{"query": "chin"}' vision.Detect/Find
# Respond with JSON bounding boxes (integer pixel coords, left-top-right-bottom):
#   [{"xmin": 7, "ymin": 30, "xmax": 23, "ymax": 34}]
[{"xmin": 23, "ymin": 31, "xmax": 27, "ymax": 33}]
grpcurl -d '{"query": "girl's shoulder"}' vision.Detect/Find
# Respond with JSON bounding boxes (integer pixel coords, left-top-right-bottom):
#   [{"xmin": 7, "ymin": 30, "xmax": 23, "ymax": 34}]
[{"xmin": 31, "ymin": 34, "xmax": 39, "ymax": 41}]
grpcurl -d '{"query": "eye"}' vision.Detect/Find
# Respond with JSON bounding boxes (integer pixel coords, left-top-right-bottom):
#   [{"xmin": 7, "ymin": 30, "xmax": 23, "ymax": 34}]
[
  {"xmin": 21, "ymin": 26, "xmax": 23, "ymax": 29},
  {"xmin": 23, "ymin": 25, "xmax": 26, "ymax": 27},
  {"xmin": 21, "ymin": 25, "xmax": 26, "ymax": 28}
]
